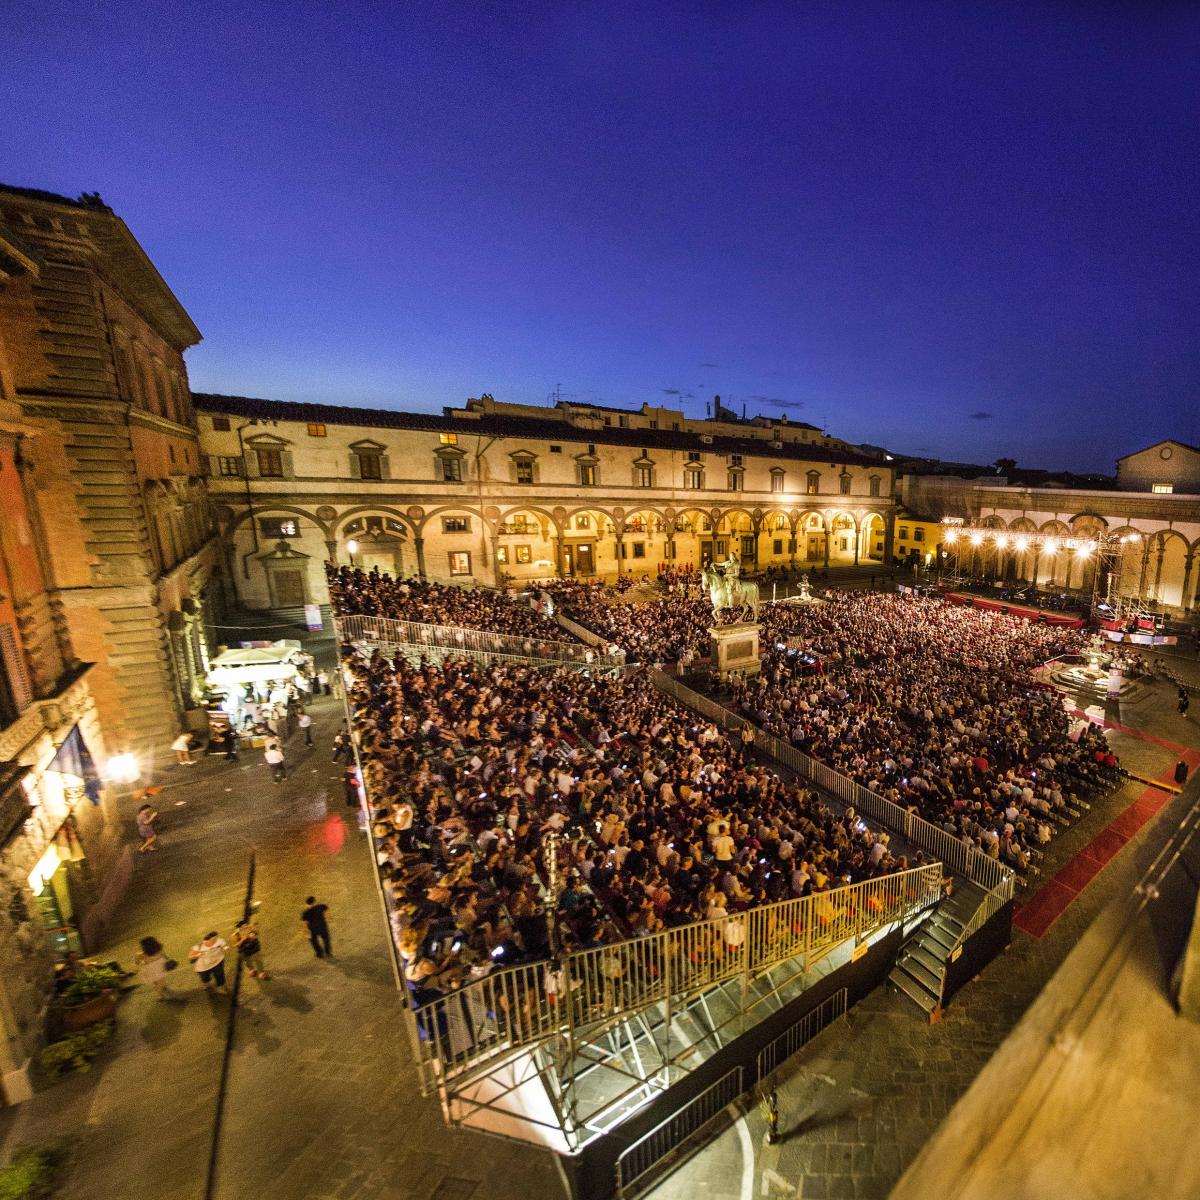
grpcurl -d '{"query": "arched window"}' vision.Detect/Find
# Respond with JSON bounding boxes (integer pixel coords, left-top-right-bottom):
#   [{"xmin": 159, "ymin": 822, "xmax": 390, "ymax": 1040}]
[
  {"xmin": 806, "ymin": 470, "xmax": 820, "ymax": 495},
  {"xmin": 840, "ymin": 473, "xmax": 852, "ymax": 495}
]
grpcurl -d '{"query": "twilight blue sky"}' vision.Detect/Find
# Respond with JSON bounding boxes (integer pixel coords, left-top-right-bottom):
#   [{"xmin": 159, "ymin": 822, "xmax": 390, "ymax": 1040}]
[{"xmin": 5, "ymin": 1, "xmax": 1198, "ymax": 471}]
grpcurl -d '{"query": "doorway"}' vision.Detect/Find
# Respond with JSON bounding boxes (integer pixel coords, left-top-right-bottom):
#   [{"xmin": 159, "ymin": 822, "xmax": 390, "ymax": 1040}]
[{"xmin": 575, "ymin": 544, "xmax": 595, "ymax": 576}]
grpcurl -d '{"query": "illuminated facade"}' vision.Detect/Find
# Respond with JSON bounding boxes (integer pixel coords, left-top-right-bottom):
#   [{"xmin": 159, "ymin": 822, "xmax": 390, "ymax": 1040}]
[
  {"xmin": 0, "ymin": 185, "xmax": 220, "ymax": 755},
  {"xmin": 195, "ymin": 392, "xmax": 898, "ymax": 614},
  {"xmin": 902, "ymin": 472, "xmax": 1200, "ymax": 612}
]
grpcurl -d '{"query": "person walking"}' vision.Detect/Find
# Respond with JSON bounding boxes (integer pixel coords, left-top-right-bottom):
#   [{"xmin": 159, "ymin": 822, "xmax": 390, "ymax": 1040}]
[
  {"xmin": 298, "ymin": 710, "xmax": 314, "ymax": 746},
  {"xmin": 332, "ymin": 727, "xmax": 354, "ymax": 765},
  {"xmin": 233, "ymin": 918, "xmax": 270, "ymax": 980},
  {"xmin": 301, "ymin": 896, "xmax": 332, "ymax": 958},
  {"xmin": 342, "ymin": 766, "xmax": 361, "ymax": 809},
  {"xmin": 1179, "ymin": 687, "xmax": 1190, "ymax": 717},
  {"xmin": 171, "ymin": 731, "xmax": 194, "ymax": 766},
  {"xmin": 188, "ymin": 930, "xmax": 229, "ymax": 992},
  {"xmin": 224, "ymin": 726, "xmax": 240, "ymax": 762},
  {"xmin": 264, "ymin": 739, "xmax": 286, "ymax": 784},
  {"xmin": 135, "ymin": 936, "xmax": 175, "ymax": 1000},
  {"xmin": 136, "ymin": 803, "xmax": 159, "ymax": 853},
  {"xmin": 317, "ymin": 668, "xmax": 331, "ymax": 696}
]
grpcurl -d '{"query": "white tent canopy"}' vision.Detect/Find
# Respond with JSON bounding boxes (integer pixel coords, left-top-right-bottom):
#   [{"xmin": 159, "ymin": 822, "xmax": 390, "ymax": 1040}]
[{"xmin": 208, "ymin": 640, "xmax": 304, "ymax": 688}]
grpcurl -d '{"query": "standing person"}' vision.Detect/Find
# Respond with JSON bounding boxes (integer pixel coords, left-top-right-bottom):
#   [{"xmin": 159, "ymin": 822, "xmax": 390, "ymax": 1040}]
[
  {"xmin": 136, "ymin": 803, "xmax": 159, "ymax": 853},
  {"xmin": 188, "ymin": 931, "xmax": 229, "ymax": 992},
  {"xmin": 171, "ymin": 731, "xmax": 194, "ymax": 766},
  {"xmin": 1180, "ymin": 688, "xmax": 1191, "ymax": 717},
  {"xmin": 264, "ymin": 739, "xmax": 286, "ymax": 784},
  {"xmin": 224, "ymin": 726, "xmax": 240, "ymax": 762},
  {"xmin": 342, "ymin": 766, "xmax": 361, "ymax": 809},
  {"xmin": 298, "ymin": 709, "xmax": 314, "ymax": 747},
  {"xmin": 232, "ymin": 918, "xmax": 270, "ymax": 980},
  {"xmin": 317, "ymin": 668, "xmax": 331, "ymax": 696},
  {"xmin": 135, "ymin": 936, "xmax": 174, "ymax": 1000},
  {"xmin": 300, "ymin": 896, "xmax": 332, "ymax": 959},
  {"xmin": 332, "ymin": 727, "xmax": 354, "ymax": 765}
]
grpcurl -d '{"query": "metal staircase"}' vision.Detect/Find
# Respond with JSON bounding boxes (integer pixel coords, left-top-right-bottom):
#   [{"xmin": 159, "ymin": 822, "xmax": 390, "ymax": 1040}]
[{"xmin": 888, "ymin": 884, "xmax": 984, "ymax": 1021}]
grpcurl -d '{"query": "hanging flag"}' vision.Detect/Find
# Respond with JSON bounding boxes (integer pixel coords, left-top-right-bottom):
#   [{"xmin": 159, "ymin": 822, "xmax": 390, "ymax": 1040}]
[{"xmin": 49, "ymin": 725, "xmax": 102, "ymax": 805}]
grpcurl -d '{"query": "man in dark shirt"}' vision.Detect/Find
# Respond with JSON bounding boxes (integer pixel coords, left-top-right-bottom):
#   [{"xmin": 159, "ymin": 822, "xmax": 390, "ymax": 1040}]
[{"xmin": 301, "ymin": 896, "xmax": 332, "ymax": 958}]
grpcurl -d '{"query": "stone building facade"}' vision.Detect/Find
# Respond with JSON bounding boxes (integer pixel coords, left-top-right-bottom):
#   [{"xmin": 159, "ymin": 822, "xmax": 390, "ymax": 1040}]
[
  {"xmin": 195, "ymin": 392, "xmax": 898, "ymax": 614},
  {"xmin": 0, "ymin": 185, "xmax": 220, "ymax": 757},
  {"xmin": 902, "ymin": 473, "xmax": 1200, "ymax": 612},
  {"xmin": 0, "ymin": 184, "xmax": 220, "ymax": 1101}
]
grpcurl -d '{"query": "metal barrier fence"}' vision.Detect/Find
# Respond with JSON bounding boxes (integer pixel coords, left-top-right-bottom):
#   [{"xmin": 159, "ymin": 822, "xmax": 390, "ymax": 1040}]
[
  {"xmin": 409, "ymin": 863, "xmax": 942, "ymax": 1093},
  {"xmin": 615, "ymin": 1067, "xmax": 744, "ymax": 1199},
  {"xmin": 335, "ymin": 613, "xmax": 626, "ymax": 670},
  {"xmin": 650, "ymin": 670, "xmax": 1015, "ymax": 897},
  {"xmin": 756, "ymin": 987, "xmax": 849, "ymax": 1079}
]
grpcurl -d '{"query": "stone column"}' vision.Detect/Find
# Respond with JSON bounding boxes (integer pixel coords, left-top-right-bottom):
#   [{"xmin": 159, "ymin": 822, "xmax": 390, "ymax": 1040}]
[
  {"xmin": 853, "ymin": 519, "xmax": 860, "ymax": 565},
  {"xmin": 324, "ymin": 539, "xmax": 338, "ymax": 564},
  {"xmin": 1137, "ymin": 538, "xmax": 1151, "ymax": 599},
  {"xmin": 882, "ymin": 512, "xmax": 895, "ymax": 566},
  {"xmin": 554, "ymin": 535, "xmax": 565, "ymax": 579},
  {"xmin": 1183, "ymin": 551, "xmax": 1197, "ymax": 612},
  {"xmin": 414, "ymin": 536, "xmax": 426, "ymax": 580},
  {"xmin": 1151, "ymin": 540, "xmax": 1166, "ymax": 602},
  {"xmin": 789, "ymin": 520, "xmax": 798, "ymax": 570},
  {"xmin": 823, "ymin": 528, "xmax": 831, "ymax": 568}
]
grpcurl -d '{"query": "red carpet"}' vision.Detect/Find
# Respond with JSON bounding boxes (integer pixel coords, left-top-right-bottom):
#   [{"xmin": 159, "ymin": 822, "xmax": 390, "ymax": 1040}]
[{"xmin": 1013, "ymin": 777, "xmax": 1172, "ymax": 938}]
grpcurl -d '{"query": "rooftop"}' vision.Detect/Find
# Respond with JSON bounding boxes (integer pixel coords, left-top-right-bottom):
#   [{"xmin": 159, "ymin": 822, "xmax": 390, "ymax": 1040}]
[{"xmin": 193, "ymin": 392, "xmax": 885, "ymax": 467}]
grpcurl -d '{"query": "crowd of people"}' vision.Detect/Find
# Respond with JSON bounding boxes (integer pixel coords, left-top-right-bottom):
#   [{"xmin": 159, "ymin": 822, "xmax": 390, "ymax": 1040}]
[
  {"xmin": 732, "ymin": 593, "xmax": 1120, "ymax": 870},
  {"xmin": 329, "ymin": 564, "xmax": 568, "ymax": 641},
  {"xmin": 333, "ymin": 566, "xmax": 1126, "ymax": 1030},
  {"xmin": 346, "ymin": 645, "xmax": 911, "ymax": 1005},
  {"xmin": 545, "ymin": 579, "xmax": 714, "ymax": 663}
]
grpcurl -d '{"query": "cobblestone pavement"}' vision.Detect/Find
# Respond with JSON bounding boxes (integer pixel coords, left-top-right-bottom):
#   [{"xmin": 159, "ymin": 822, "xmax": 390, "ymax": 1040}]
[
  {"xmin": 0, "ymin": 692, "xmax": 565, "ymax": 1200},
  {"xmin": 647, "ymin": 676, "xmax": 1199, "ymax": 1200}
]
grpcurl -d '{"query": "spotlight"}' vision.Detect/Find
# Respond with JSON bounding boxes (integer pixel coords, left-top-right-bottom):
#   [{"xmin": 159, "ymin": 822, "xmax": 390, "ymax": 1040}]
[
  {"xmin": 969, "ymin": 532, "xmax": 983, "ymax": 546},
  {"xmin": 1014, "ymin": 537, "xmax": 1029, "ymax": 552}
]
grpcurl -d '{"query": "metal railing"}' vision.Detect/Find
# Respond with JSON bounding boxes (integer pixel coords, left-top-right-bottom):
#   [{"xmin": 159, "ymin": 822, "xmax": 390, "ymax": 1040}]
[
  {"xmin": 756, "ymin": 987, "xmax": 849, "ymax": 1079},
  {"xmin": 948, "ymin": 879, "xmax": 1013, "ymax": 958},
  {"xmin": 335, "ymin": 613, "xmax": 625, "ymax": 670},
  {"xmin": 650, "ymin": 670, "xmax": 1015, "ymax": 896},
  {"xmin": 615, "ymin": 1067, "xmax": 744, "ymax": 1198},
  {"xmin": 408, "ymin": 863, "xmax": 942, "ymax": 1093}
]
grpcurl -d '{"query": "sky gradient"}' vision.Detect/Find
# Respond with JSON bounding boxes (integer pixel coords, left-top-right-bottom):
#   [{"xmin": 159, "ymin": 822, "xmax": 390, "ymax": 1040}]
[{"xmin": 5, "ymin": 1, "xmax": 1198, "ymax": 472}]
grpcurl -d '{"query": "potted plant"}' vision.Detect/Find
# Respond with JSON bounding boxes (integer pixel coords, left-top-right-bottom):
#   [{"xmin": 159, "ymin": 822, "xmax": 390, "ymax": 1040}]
[
  {"xmin": 59, "ymin": 965, "xmax": 121, "ymax": 1031},
  {"xmin": 37, "ymin": 1021, "xmax": 114, "ymax": 1081}
]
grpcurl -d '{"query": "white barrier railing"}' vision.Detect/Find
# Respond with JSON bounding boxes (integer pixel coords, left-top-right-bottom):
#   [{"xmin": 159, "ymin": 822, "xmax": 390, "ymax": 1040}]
[{"xmin": 336, "ymin": 613, "xmax": 626, "ymax": 671}]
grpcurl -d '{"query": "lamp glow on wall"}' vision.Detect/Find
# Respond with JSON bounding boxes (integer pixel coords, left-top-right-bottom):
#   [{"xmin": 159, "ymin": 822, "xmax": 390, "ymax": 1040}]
[{"xmin": 105, "ymin": 753, "xmax": 140, "ymax": 784}]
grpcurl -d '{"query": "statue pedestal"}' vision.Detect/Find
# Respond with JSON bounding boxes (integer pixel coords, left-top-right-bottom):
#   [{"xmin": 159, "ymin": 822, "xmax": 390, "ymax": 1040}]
[{"xmin": 709, "ymin": 622, "xmax": 761, "ymax": 676}]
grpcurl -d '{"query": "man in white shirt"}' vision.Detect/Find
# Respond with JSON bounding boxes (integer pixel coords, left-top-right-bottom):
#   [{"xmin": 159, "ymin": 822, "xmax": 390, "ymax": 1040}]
[
  {"xmin": 188, "ymin": 931, "xmax": 229, "ymax": 992},
  {"xmin": 711, "ymin": 825, "xmax": 735, "ymax": 863},
  {"xmin": 264, "ymin": 740, "xmax": 286, "ymax": 784},
  {"xmin": 298, "ymin": 710, "xmax": 313, "ymax": 746}
]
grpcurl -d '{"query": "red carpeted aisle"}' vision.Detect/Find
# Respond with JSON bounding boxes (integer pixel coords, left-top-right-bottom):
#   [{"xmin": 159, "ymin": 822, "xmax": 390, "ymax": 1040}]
[{"xmin": 1013, "ymin": 776, "xmax": 1176, "ymax": 938}]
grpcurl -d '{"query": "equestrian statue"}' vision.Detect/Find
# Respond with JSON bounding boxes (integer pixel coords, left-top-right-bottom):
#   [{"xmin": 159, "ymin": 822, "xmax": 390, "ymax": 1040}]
[{"xmin": 702, "ymin": 552, "xmax": 760, "ymax": 623}]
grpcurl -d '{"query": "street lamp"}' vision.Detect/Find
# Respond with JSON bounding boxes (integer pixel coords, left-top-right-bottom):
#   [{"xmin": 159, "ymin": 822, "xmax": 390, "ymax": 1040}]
[
  {"xmin": 347, "ymin": 538, "xmax": 358, "ymax": 566},
  {"xmin": 104, "ymin": 753, "xmax": 140, "ymax": 784}
]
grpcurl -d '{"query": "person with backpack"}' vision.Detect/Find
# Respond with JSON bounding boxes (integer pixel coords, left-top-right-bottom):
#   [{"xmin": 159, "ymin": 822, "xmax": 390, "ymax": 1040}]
[{"xmin": 233, "ymin": 918, "xmax": 270, "ymax": 980}]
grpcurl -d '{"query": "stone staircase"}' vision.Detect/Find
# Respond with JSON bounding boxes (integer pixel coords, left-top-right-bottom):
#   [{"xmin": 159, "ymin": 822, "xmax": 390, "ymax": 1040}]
[{"xmin": 888, "ymin": 883, "xmax": 984, "ymax": 1022}]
